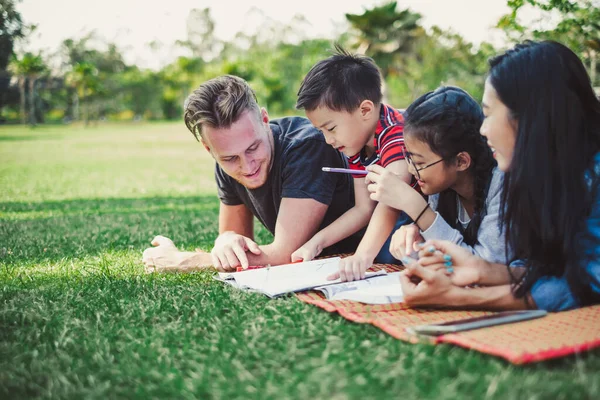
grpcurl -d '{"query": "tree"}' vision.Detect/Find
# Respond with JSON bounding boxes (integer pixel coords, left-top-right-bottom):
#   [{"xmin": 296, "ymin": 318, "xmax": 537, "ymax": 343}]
[
  {"xmin": 11, "ymin": 51, "xmax": 46, "ymax": 125},
  {"xmin": 345, "ymin": 1, "xmax": 422, "ymax": 79},
  {"xmin": 176, "ymin": 8, "xmax": 220, "ymax": 61},
  {"xmin": 0, "ymin": 0, "xmax": 25, "ymax": 120},
  {"xmin": 67, "ymin": 61, "xmax": 99, "ymax": 125},
  {"xmin": 498, "ymin": 0, "xmax": 600, "ymax": 85}
]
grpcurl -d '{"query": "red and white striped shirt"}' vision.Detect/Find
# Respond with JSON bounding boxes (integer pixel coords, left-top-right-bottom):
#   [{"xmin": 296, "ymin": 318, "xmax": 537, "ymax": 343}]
[{"xmin": 347, "ymin": 104, "xmax": 406, "ymax": 178}]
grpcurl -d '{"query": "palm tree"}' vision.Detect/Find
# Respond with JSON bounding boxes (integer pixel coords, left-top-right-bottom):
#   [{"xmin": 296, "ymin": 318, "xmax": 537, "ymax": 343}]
[
  {"xmin": 67, "ymin": 62, "xmax": 98, "ymax": 125},
  {"xmin": 345, "ymin": 1, "xmax": 422, "ymax": 80},
  {"xmin": 11, "ymin": 52, "xmax": 46, "ymax": 125}
]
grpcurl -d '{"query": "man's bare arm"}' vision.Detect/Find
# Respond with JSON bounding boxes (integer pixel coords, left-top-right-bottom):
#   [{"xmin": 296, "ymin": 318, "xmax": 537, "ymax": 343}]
[
  {"xmin": 245, "ymin": 197, "xmax": 329, "ymax": 266},
  {"xmin": 219, "ymin": 202, "xmax": 254, "ymax": 238}
]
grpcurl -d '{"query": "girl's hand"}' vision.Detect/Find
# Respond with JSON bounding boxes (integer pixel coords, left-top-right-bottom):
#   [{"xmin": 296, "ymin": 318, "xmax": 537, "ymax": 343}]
[
  {"xmin": 390, "ymin": 224, "xmax": 423, "ymax": 259},
  {"xmin": 365, "ymin": 164, "xmax": 413, "ymax": 209}
]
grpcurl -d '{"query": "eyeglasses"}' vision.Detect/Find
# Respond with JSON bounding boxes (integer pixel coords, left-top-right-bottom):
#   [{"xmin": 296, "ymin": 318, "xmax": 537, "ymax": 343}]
[{"xmin": 402, "ymin": 147, "xmax": 445, "ymax": 181}]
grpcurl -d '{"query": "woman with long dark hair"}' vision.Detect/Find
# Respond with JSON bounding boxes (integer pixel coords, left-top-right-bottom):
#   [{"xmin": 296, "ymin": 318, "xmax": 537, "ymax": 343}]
[{"xmin": 401, "ymin": 41, "xmax": 600, "ymax": 311}]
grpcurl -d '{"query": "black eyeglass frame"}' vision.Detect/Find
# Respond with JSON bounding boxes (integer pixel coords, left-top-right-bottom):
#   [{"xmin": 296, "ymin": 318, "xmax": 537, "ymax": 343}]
[{"xmin": 402, "ymin": 147, "xmax": 446, "ymax": 181}]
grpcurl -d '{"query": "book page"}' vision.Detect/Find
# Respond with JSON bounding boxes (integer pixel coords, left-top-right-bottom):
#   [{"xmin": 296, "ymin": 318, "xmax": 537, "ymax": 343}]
[
  {"xmin": 216, "ymin": 257, "xmax": 386, "ymax": 297},
  {"xmin": 315, "ymin": 272, "xmax": 404, "ymax": 304}
]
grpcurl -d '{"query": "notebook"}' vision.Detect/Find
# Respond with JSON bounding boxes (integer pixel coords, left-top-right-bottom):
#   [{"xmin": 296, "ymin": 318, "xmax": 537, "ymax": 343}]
[{"xmin": 215, "ymin": 257, "xmax": 387, "ymax": 298}]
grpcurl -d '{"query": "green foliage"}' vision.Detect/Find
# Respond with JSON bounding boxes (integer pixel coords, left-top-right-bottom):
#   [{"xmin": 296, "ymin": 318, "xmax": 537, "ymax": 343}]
[
  {"xmin": 3, "ymin": 1, "xmax": 597, "ymax": 125},
  {"xmin": 1, "ymin": 124, "xmax": 599, "ymax": 398},
  {"xmin": 346, "ymin": 1, "xmax": 422, "ymax": 78},
  {"xmin": 2, "ymin": 2, "xmax": 502, "ymax": 124},
  {"xmin": 0, "ymin": 0, "xmax": 25, "ymax": 71},
  {"xmin": 498, "ymin": 0, "xmax": 600, "ymax": 84}
]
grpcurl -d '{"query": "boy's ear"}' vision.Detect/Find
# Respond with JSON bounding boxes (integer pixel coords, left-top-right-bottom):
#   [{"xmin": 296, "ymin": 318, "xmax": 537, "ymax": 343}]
[
  {"xmin": 359, "ymin": 100, "xmax": 376, "ymax": 119},
  {"xmin": 456, "ymin": 151, "xmax": 472, "ymax": 171}
]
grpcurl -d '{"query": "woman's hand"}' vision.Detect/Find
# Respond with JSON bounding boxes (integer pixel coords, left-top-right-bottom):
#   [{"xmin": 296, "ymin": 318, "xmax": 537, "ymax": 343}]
[
  {"xmin": 400, "ymin": 259, "xmax": 465, "ymax": 307},
  {"xmin": 416, "ymin": 240, "xmax": 488, "ymax": 287}
]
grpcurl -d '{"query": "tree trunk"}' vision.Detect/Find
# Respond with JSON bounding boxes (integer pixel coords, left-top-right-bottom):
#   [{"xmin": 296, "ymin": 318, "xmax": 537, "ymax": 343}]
[
  {"xmin": 82, "ymin": 83, "xmax": 89, "ymax": 126},
  {"xmin": 19, "ymin": 76, "xmax": 26, "ymax": 124},
  {"xmin": 72, "ymin": 91, "xmax": 79, "ymax": 121},
  {"xmin": 28, "ymin": 76, "xmax": 37, "ymax": 126}
]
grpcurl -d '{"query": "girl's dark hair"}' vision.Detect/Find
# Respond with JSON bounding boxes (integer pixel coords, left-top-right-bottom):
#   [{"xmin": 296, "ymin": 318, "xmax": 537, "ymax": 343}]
[
  {"xmin": 489, "ymin": 40, "xmax": 600, "ymax": 305},
  {"xmin": 404, "ymin": 86, "xmax": 496, "ymax": 246}
]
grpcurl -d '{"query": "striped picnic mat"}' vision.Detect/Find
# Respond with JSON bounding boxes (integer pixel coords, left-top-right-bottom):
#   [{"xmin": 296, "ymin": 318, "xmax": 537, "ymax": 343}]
[{"xmin": 296, "ymin": 262, "xmax": 600, "ymax": 364}]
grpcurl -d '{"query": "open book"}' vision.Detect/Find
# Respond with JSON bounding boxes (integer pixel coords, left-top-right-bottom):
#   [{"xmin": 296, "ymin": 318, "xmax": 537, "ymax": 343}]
[
  {"xmin": 314, "ymin": 272, "xmax": 404, "ymax": 304},
  {"xmin": 214, "ymin": 257, "xmax": 386, "ymax": 298}
]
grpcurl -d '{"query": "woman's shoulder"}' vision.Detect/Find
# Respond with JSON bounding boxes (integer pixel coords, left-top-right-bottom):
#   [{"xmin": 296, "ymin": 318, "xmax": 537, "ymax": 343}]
[{"xmin": 486, "ymin": 167, "xmax": 504, "ymax": 200}]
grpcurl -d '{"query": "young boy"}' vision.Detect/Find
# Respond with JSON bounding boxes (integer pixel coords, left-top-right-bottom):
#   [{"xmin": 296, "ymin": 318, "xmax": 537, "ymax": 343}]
[{"xmin": 291, "ymin": 47, "xmax": 413, "ymax": 281}]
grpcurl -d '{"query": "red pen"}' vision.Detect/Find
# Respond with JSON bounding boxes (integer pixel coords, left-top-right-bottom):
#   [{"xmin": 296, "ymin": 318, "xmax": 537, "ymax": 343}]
[{"xmin": 236, "ymin": 265, "xmax": 265, "ymax": 272}]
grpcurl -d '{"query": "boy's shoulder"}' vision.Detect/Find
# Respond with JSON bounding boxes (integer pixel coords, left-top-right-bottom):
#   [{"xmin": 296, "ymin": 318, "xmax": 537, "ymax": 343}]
[{"xmin": 376, "ymin": 104, "xmax": 405, "ymax": 134}]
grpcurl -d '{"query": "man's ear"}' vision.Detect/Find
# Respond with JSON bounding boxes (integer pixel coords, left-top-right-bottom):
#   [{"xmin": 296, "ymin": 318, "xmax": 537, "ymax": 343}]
[
  {"xmin": 201, "ymin": 138, "xmax": 211, "ymax": 153},
  {"xmin": 359, "ymin": 100, "xmax": 376, "ymax": 120},
  {"xmin": 260, "ymin": 107, "xmax": 269, "ymax": 125},
  {"xmin": 456, "ymin": 151, "xmax": 472, "ymax": 171}
]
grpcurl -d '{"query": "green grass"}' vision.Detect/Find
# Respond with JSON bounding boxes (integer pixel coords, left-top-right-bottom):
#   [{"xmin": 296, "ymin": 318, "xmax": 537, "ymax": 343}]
[{"xmin": 1, "ymin": 122, "xmax": 599, "ymax": 399}]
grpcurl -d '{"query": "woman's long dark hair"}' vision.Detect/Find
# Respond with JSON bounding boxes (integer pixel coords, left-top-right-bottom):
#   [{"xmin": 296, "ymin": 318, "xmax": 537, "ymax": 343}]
[
  {"xmin": 404, "ymin": 86, "xmax": 496, "ymax": 246},
  {"xmin": 489, "ymin": 41, "xmax": 600, "ymax": 305}
]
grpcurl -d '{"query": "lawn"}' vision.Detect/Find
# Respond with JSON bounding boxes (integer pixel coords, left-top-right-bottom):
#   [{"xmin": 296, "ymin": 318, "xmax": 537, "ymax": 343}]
[{"xmin": 1, "ymin": 122, "xmax": 599, "ymax": 399}]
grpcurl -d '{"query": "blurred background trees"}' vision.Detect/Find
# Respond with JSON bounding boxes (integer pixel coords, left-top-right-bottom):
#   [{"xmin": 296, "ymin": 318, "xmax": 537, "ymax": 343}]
[{"xmin": 0, "ymin": 0, "xmax": 598, "ymax": 125}]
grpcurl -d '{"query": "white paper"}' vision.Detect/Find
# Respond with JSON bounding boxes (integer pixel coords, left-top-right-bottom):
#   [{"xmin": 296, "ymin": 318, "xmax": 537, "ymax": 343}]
[
  {"xmin": 314, "ymin": 272, "xmax": 404, "ymax": 304},
  {"xmin": 215, "ymin": 257, "xmax": 386, "ymax": 298}
]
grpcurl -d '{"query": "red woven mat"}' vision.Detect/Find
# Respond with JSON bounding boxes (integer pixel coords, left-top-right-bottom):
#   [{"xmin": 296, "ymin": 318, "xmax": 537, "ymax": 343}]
[{"xmin": 296, "ymin": 262, "xmax": 600, "ymax": 364}]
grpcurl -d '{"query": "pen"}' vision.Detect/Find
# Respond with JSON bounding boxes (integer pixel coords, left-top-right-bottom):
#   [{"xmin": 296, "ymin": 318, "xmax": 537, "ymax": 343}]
[
  {"xmin": 236, "ymin": 265, "xmax": 266, "ymax": 272},
  {"xmin": 322, "ymin": 167, "xmax": 368, "ymax": 175}
]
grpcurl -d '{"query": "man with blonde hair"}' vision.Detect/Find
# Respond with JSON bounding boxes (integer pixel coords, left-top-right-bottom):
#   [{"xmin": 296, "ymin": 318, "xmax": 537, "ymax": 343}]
[{"xmin": 143, "ymin": 75, "xmax": 358, "ymax": 272}]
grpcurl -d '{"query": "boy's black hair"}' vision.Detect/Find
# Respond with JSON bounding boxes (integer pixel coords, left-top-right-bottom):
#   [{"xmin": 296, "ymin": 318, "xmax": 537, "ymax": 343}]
[{"xmin": 296, "ymin": 44, "xmax": 383, "ymax": 112}]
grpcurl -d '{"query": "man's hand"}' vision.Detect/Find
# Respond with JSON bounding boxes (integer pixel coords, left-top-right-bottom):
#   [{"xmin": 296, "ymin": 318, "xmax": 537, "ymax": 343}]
[
  {"xmin": 327, "ymin": 253, "xmax": 374, "ymax": 282},
  {"xmin": 211, "ymin": 231, "xmax": 262, "ymax": 271},
  {"xmin": 142, "ymin": 235, "xmax": 212, "ymax": 273}
]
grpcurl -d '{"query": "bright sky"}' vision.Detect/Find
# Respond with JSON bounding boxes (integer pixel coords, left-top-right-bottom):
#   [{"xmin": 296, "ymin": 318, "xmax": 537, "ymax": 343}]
[{"xmin": 17, "ymin": 0, "xmax": 512, "ymax": 70}]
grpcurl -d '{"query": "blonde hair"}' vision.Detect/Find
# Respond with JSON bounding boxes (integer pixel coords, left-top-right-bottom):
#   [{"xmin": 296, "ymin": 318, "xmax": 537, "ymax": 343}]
[{"xmin": 184, "ymin": 75, "xmax": 261, "ymax": 141}]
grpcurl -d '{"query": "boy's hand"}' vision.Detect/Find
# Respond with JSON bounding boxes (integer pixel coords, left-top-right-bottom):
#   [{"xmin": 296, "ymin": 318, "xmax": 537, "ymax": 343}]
[
  {"xmin": 390, "ymin": 224, "xmax": 424, "ymax": 260},
  {"xmin": 211, "ymin": 231, "xmax": 262, "ymax": 271},
  {"xmin": 327, "ymin": 253, "xmax": 374, "ymax": 282},
  {"xmin": 291, "ymin": 237, "xmax": 323, "ymax": 262}
]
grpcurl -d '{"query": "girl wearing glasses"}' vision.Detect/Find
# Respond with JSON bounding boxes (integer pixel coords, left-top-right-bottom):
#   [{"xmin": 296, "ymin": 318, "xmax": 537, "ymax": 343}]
[
  {"xmin": 401, "ymin": 41, "xmax": 600, "ymax": 311},
  {"xmin": 366, "ymin": 86, "xmax": 510, "ymax": 264}
]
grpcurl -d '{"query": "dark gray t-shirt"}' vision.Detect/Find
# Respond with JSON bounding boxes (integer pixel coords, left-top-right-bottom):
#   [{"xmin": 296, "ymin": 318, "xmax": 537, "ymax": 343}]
[{"xmin": 215, "ymin": 116, "xmax": 358, "ymax": 253}]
